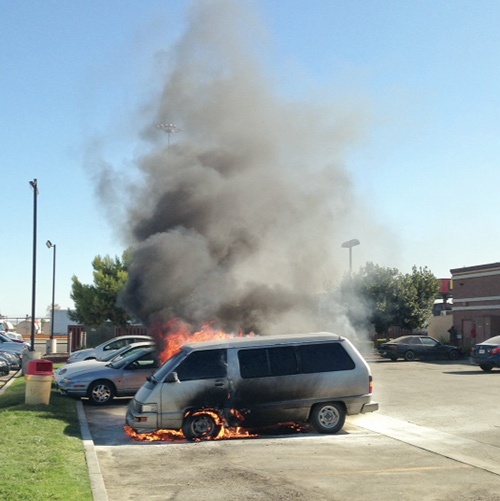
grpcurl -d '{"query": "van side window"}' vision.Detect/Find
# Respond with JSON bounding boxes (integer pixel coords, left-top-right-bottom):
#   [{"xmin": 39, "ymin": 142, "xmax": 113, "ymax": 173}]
[
  {"xmin": 268, "ymin": 347, "xmax": 298, "ymax": 376},
  {"xmin": 238, "ymin": 349, "xmax": 269, "ymax": 378},
  {"xmin": 238, "ymin": 347, "xmax": 298, "ymax": 378},
  {"xmin": 175, "ymin": 349, "xmax": 227, "ymax": 381},
  {"xmin": 297, "ymin": 343, "xmax": 355, "ymax": 373}
]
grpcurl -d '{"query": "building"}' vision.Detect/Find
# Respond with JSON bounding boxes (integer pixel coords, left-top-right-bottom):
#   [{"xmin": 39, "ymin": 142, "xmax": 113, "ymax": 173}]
[{"xmin": 450, "ymin": 262, "xmax": 500, "ymax": 346}]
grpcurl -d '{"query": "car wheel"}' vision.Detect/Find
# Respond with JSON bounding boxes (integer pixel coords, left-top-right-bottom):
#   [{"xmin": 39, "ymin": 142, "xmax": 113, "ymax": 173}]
[
  {"xmin": 310, "ymin": 402, "xmax": 346, "ymax": 434},
  {"xmin": 448, "ymin": 349, "xmax": 459, "ymax": 361},
  {"xmin": 87, "ymin": 380, "xmax": 115, "ymax": 405},
  {"xmin": 480, "ymin": 365, "xmax": 494, "ymax": 372},
  {"xmin": 182, "ymin": 412, "xmax": 222, "ymax": 441},
  {"xmin": 404, "ymin": 350, "xmax": 415, "ymax": 361}
]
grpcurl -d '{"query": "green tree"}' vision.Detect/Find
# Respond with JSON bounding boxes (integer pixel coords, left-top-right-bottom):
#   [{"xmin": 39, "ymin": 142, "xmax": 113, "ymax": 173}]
[
  {"xmin": 338, "ymin": 262, "xmax": 438, "ymax": 335},
  {"xmin": 396, "ymin": 266, "xmax": 440, "ymax": 331},
  {"xmin": 69, "ymin": 251, "xmax": 131, "ymax": 326}
]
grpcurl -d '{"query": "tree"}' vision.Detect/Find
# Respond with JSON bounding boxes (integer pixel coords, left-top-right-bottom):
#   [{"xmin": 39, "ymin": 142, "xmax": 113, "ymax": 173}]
[
  {"xmin": 396, "ymin": 266, "xmax": 440, "ymax": 331},
  {"xmin": 69, "ymin": 251, "xmax": 132, "ymax": 326},
  {"xmin": 338, "ymin": 262, "xmax": 439, "ymax": 336}
]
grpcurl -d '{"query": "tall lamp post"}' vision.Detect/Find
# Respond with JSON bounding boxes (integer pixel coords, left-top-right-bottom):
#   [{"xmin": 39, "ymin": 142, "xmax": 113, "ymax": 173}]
[
  {"xmin": 156, "ymin": 123, "xmax": 182, "ymax": 147},
  {"xmin": 46, "ymin": 241, "xmax": 56, "ymax": 345},
  {"xmin": 341, "ymin": 239, "xmax": 360, "ymax": 274},
  {"xmin": 29, "ymin": 179, "xmax": 38, "ymax": 352}
]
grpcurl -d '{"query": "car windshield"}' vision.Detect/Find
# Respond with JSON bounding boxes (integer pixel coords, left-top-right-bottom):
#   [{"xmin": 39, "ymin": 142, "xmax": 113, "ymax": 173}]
[
  {"xmin": 99, "ymin": 344, "xmax": 143, "ymax": 362},
  {"xmin": 391, "ymin": 336, "xmax": 412, "ymax": 343},
  {"xmin": 107, "ymin": 348, "xmax": 153, "ymax": 369},
  {"xmin": 108, "ymin": 345, "xmax": 153, "ymax": 363}
]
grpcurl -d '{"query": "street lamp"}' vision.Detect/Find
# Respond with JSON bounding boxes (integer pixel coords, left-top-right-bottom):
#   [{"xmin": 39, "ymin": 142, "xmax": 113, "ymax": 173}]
[
  {"xmin": 156, "ymin": 123, "xmax": 182, "ymax": 147},
  {"xmin": 29, "ymin": 179, "xmax": 38, "ymax": 351},
  {"xmin": 46, "ymin": 241, "xmax": 56, "ymax": 341},
  {"xmin": 341, "ymin": 239, "xmax": 360, "ymax": 274}
]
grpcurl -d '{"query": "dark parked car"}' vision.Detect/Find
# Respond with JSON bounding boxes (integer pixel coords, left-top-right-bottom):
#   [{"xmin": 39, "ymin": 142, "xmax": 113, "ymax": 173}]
[
  {"xmin": 0, "ymin": 355, "xmax": 9, "ymax": 375},
  {"xmin": 470, "ymin": 335, "xmax": 500, "ymax": 372},
  {"xmin": 0, "ymin": 350, "xmax": 21, "ymax": 371},
  {"xmin": 378, "ymin": 335, "xmax": 460, "ymax": 361}
]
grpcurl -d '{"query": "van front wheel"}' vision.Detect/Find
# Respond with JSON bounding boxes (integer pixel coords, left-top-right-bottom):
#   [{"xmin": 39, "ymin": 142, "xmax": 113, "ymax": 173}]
[
  {"xmin": 310, "ymin": 402, "xmax": 345, "ymax": 434},
  {"xmin": 182, "ymin": 412, "xmax": 222, "ymax": 441}
]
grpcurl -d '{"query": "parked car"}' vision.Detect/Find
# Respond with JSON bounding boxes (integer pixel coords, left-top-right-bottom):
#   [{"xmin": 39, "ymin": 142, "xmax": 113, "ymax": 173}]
[
  {"xmin": 58, "ymin": 347, "xmax": 160, "ymax": 405},
  {"xmin": 378, "ymin": 335, "xmax": 460, "ymax": 361},
  {"xmin": 0, "ymin": 350, "xmax": 21, "ymax": 371},
  {"xmin": 0, "ymin": 355, "xmax": 10, "ymax": 375},
  {"xmin": 66, "ymin": 335, "xmax": 153, "ymax": 363},
  {"xmin": 54, "ymin": 341, "xmax": 155, "ymax": 386},
  {"xmin": 127, "ymin": 333, "xmax": 379, "ymax": 440},
  {"xmin": 0, "ymin": 332, "xmax": 30, "ymax": 356},
  {"xmin": 470, "ymin": 335, "xmax": 500, "ymax": 372}
]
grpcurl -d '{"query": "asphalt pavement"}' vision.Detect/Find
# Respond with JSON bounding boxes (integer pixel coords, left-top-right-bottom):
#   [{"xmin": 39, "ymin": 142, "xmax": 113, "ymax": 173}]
[{"xmin": 78, "ymin": 358, "xmax": 500, "ymax": 501}]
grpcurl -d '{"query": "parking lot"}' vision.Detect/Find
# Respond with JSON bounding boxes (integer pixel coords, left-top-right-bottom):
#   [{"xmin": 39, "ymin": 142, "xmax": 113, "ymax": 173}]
[{"xmin": 81, "ymin": 358, "xmax": 500, "ymax": 500}]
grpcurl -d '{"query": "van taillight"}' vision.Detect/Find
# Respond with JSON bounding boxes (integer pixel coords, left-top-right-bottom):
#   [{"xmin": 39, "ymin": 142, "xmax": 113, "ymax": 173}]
[{"xmin": 369, "ymin": 375, "xmax": 373, "ymax": 394}]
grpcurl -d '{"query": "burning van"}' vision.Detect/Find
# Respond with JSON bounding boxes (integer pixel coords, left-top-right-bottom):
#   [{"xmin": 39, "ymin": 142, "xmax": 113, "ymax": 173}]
[{"xmin": 126, "ymin": 333, "xmax": 378, "ymax": 440}]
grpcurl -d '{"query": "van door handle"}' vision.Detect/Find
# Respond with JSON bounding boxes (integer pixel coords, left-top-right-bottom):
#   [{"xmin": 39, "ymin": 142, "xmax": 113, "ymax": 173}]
[{"xmin": 214, "ymin": 380, "xmax": 225, "ymax": 387}]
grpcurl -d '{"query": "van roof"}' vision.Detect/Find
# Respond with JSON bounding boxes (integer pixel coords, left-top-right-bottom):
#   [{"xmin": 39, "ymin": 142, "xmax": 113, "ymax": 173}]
[{"xmin": 182, "ymin": 332, "xmax": 343, "ymax": 351}]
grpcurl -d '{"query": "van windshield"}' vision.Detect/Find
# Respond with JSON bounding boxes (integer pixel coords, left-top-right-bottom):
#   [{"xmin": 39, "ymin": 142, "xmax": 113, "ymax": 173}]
[{"xmin": 152, "ymin": 350, "xmax": 187, "ymax": 381}]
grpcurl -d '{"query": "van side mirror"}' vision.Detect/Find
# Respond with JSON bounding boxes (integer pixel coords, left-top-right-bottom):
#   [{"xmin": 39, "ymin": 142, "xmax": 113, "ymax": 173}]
[{"xmin": 165, "ymin": 371, "xmax": 180, "ymax": 383}]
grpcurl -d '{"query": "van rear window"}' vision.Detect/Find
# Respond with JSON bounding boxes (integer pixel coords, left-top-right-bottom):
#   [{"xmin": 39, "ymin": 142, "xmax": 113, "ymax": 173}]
[
  {"xmin": 238, "ymin": 342, "xmax": 354, "ymax": 379},
  {"xmin": 297, "ymin": 343, "xmax": 355, "ymax": 373}
]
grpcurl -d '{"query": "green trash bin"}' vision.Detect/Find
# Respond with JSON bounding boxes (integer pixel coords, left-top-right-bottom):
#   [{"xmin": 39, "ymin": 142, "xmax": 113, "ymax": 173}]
[{"xmin": 24, "ymin": 359, "xmax": 54, "ymax": 405}]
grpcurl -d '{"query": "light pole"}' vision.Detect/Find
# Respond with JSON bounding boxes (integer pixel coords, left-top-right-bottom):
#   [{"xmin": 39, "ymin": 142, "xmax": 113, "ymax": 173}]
[
  {"xmin": 46, "ymin": 241, "xmax": 56, "ymax": 342},
  {"xmin": 156, "ymin": 123, "xmax": 182, "ymax": 147},
  {"xmin": 29, "ymin": 179, "xmax": 38, "ymax": 351},
  {"xmin": 341, "ymin": 239, "xmax": 360, "ymax": 274}
]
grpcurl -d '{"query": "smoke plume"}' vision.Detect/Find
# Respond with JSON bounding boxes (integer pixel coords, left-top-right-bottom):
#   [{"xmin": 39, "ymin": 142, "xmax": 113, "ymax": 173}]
[{"xmin": 94, "ymin": 1, "xmax": 386, "ymax": 335}]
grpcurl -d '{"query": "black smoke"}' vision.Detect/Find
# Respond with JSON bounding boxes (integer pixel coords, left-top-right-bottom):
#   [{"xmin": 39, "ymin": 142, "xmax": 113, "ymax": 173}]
[{"xmin": 91, "ymin": 1, "xmax": 389, "ymax": 335}]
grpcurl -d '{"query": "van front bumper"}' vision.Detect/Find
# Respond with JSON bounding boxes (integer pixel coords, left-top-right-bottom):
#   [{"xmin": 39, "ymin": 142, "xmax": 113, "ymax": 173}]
[
  {"xmin": 126, "ymin": 400, "xmax": 158, "ymax": 433},
  {"xmin": 360, "ymin": 402, "xmax": 379, "ymax": 413}
]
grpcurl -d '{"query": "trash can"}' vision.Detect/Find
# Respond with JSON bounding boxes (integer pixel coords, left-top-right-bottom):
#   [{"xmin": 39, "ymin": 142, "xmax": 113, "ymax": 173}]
[{"xmin": 24, "ymin": 359, "xmax": 54, "ymax": 405}]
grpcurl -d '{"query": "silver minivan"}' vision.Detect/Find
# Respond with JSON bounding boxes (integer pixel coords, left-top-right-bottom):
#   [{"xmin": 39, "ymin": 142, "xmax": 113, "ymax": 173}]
[{"xmin": 126, "ymin": 333, "xmax": 378, "ymax": 440}]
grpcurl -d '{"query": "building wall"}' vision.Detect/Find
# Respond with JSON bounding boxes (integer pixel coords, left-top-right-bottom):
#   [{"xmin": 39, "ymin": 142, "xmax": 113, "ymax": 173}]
[{"xmin": 451, "ymin": 263, "xmax": 500, "ymax": 346}]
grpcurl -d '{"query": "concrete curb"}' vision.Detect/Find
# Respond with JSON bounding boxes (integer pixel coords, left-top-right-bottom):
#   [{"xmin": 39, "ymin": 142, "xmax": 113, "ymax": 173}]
[
  {"xmin": 76, "ymin": 400, "xmax": 109, "ymax": 501},
  {"xmin": 0, "ymin": 369, "xmax": 21, "ymax": 396}
]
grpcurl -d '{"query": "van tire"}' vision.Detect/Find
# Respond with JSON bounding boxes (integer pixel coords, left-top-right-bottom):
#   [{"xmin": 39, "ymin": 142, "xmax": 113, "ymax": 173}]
[
  {"xmin": 182, "ymin": 412, "xmax": 222, "ymax": 441},
  {"xmin": 310, "ymin": 402, "xmax": 345, "ymax": 434}
]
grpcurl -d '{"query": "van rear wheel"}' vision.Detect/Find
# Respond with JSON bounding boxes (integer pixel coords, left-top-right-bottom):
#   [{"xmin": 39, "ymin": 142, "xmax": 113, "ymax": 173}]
[
  {"xmin": 182, "ymin": 412, "xmax": 222, "ymax": 441},
  {"xmin": 310, "ymin": 402, "xmax": 345, "ymax": 434}
]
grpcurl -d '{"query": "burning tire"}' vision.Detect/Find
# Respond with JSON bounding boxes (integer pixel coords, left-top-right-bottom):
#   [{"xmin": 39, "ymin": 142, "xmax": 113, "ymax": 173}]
[
  {"xmin": 87, "ymin": 380, "xmax": 115, "ymax": 405},
  {"xmin": 310, "ymin": 402, "xmax": 345, "ymax": 434},
  {"xmin": 182, "ymin": 412, "xmax": 222, "ymax": 441}
]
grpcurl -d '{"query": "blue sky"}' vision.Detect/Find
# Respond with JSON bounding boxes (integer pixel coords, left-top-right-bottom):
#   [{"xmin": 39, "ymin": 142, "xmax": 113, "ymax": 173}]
[{"xmin": 2, "ymin": 0, "xmax": 500, "ymax": 319}]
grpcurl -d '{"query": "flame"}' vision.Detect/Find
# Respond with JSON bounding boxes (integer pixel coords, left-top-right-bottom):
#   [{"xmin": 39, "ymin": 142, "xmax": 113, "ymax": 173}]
[
  {"xmin": 151, "ymin": 317, "xmax": 252, "ymax": 363},
  {"xmin": 124, "ymin": 409, "xmax": 258, "ymax": 442},
  {"xmin": 124, "ymin": 413, "xmax": 311, "ymax": 443}
]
